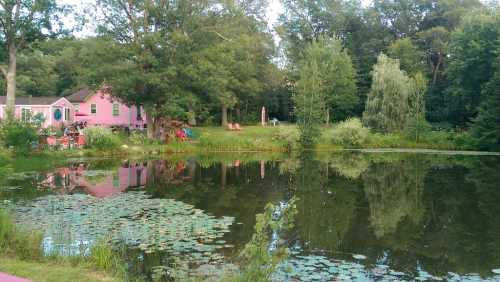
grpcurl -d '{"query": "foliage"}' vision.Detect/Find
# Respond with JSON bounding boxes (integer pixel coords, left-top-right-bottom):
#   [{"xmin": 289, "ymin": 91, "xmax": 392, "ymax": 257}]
[
  {"xmin": 128, "ymin": 131, "xmax": 158, "ymax": 146},
  {"xmin": 231, "ymin": 197, "xmax": 298, "ymax": 281},
  {"xmin": 331, "ymin": 118, "xmax": 370, "ymax": 148},
  {"xmin": 293, "ymin": 38, "xmax": 326, "ymax": 146},
  {"xmin": 470, "ymin": 60, "xmax": 500, "ymax": 151},
  {"xmin": 388, "ymin": 38, "xmax": 425, "ymax": 76},
  {"xmin": 9, "ymin": 191, "xmax": 234, "ymax": 264},
  {"xmin": 0, "ymin": 209, "xmax": 43, "ymax": 260},
  {"xmin": 0, "ymin": 121, "xmax": 38, "ymax": 154},
  {"xmin": 446, "ymin": 9, "xmax": 500, "ymax": 126},
  {"xmin": 406, "ymin": 72, "xmax": 429, "ymax": 142},
  {"xmin": 363, "ymin": 54, "xmax": 411, "ymax": 133},
  {"xmin": 83, "ymin": 127, "xmax": 121, "ymax": 150}
]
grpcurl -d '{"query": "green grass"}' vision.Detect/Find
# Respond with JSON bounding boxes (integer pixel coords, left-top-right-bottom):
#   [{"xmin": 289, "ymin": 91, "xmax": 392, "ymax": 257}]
[
  {"xmin": 0, "ymin": 257, "xmax": 119, "ymax": 282},
  {"xmin": 0, "ymin": 210, "xmax": 128, "ymax": 282}
]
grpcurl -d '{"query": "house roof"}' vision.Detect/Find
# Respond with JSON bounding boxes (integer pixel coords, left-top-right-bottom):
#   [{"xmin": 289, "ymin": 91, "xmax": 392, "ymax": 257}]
[
  {"xmin": 66, "ymin": 88, "xmax": 95, "ymax": 103},
  {"xmin": 0, "ymin": 96, "xmax": 63, "ymax": 105}
]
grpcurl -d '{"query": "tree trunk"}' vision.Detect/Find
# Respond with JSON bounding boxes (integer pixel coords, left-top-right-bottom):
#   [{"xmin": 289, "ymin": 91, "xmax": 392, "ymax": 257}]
[
  {"xmin": 5, "ymin": 43, "xmax": 17, "ymax": 120},
  {"xmin": 221, "ymin": 106, "xmax": 228, "ymax": 127},
  {"xmin": 146, "ymin": 114, "xmax": 155, "ymax": 139},
  {"xmin": 431, "ymin": 53, "xmax": 443, "ymax": 88},
  {"xmin": 325, "ymin": 108, "xmax": 330, "ymax": 126},
  {"xmin": 235, "ymin": 107, "xmax": 241, "ymax": 122}
]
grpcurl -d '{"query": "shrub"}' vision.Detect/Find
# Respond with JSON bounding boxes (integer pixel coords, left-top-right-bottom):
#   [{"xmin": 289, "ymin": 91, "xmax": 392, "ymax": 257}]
[
  {"xmin": 272, "ymin": 126, "xmax": 299, "ymax": 150},
  {"xmin": 83, "ymin": 127, "xmax": 121, "ymax": 150},
  {"xmin": 128, "ymin": 131, "xmax": 159, "ymax": 145},
  {"xmin": 0, "ymin": 121, "xmax": 39, "ymax": 153},
  {"xmin": 331, "ymin": 118, "xmax": 370, "ymax": 148}
]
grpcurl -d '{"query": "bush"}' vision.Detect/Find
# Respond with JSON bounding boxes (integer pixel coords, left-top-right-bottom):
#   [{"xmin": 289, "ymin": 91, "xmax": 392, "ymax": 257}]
[
  {"xmin": 331, "ymin": 118, "xmax": 370, "ymax": 148},
  {"xmin": 128, "ymin": 131, "xmax": 160, "ymax": 145},
  {"xmin": 0, "ymin": 121, "xmax": 39, "ymax": 153},
  {"xmin": 83, "ymin": 127, "xmax": 121, "ymax": 150},
  {"xmin": 272, "ymin": 126, "xmax": 299, "ymax": 150}
]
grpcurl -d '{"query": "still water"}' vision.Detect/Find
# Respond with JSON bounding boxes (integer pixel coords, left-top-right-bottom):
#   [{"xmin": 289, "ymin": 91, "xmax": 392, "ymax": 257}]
[{"xmin": 1, "ymin": 151, "xmax": 500, "ymax": 281}]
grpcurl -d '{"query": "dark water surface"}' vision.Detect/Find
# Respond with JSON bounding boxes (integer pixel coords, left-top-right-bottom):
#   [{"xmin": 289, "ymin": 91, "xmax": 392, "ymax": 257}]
[{"xmin": 2, "ymin": 151, "xmax": 500, "ymax": 281}]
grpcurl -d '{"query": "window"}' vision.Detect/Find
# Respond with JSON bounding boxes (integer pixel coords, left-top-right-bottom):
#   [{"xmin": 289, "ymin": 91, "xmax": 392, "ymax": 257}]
[
  {"xmin": 64, "ymin": 108, "xmax": 70, "ymax": 121},
  {"xmin": 91, "ymin": 104, "xmax": 97, "ymax": 114},
  {"xmin": 21, "ymin": 108, "xmax": 31, "ymax": 123},
  {"xmin": 112, "ymin": 103, "xmax": 119, "ymax": 116},
  {"xmin": 136, "ymin": 106, "xmax": 142, "ymax": 120},
  {"xmin": 74, "ymin": 104, "xmax": 80, "ymax": 112}
]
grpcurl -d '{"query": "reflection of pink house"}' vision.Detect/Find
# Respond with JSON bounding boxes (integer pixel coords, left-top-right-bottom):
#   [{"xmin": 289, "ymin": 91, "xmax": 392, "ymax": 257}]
[
  {"xmin": 40, "ymin": 163, "xmax": 148, "ymax": 198},
  {"xmin": 0, "ymin": 96, "xmax": 75, "ymax": 128},
  {"xmin": 66, "ymin": 88, "xmax": 146, "ymax": 129},
  {"xmin": 74, "ymin": 165, "xmax": 148, "ymax": 198}
]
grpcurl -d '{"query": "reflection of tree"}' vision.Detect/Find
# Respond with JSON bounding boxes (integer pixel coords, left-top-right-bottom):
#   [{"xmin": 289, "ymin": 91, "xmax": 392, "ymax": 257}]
[
  {"xmin": 327, "ymin": 152, "xmax": 370, "ymax": 180},
  {"xmin": 294, "ymin": 152, "xmax": 359, "ymax": 252},
  {"xmin": 363, "ymin": 156, "xmax": 425, "ymax": 239}
]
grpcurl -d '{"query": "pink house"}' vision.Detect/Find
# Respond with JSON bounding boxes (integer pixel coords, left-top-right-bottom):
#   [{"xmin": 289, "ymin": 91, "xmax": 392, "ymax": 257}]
[
  {"xmin": 66, "ymin": 88, "xmax": 146, "ymax": 129},
  {"xmin": 0, "ymin": 96, "xmax": 75, "ymax": 128}
]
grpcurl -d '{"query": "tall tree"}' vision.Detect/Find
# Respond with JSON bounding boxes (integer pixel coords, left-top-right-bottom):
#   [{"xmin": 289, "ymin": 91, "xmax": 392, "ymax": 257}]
[
  {"xmin": 0, "ymin": 0, "xmax": 63, "ymax": 119},
  {"xmin": 446, "ymin": 8, "xmax": 499, "ymax": 126},
  {"xmin": 363, "ymin": 53, "xmax": 411, "ymax": 133},
  {"xmin": 294, "ymin": 39, "xmax": 326, "ymax": 146}
]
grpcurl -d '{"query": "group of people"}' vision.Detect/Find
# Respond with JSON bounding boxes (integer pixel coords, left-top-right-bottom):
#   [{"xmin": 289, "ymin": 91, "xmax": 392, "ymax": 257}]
[{"xmin": 175, "ymin": 126, "xmax": 194, "ymax": 141}]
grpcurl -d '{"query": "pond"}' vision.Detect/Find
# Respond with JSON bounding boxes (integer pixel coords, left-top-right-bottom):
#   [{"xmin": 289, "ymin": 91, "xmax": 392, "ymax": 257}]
[{"xmin": 1, "ymin": 151, "xmax": 500, "ymax": 281}]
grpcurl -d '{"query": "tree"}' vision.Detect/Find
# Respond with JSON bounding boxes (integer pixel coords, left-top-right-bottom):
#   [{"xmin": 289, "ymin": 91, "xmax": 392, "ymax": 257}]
[
  {"xmin": 363, "ymin": 53, "xmax": 411, "ymax": 133},
  {"xmin": 446, "ymin": 8, "xmax": 499, "ymax": 126},
  {"xmin": 294, "ymin": 39, "xmax": 326, "ymax": 146},
  {"xmin": 406, "ymin": 72, "xmax": 428, "ymax": 142},
  {"xmin": 470, "ymin": 58, "xmax": 500, "ymax": 151},
  {"xmin": 388, "ymin": 37, "xmax": 424, "ymax": 76},
  {"xmin": 323, "ymin": 38, "xmax": 357, "ymax": 123},
  {"xmin": 0, "ymin": 0, "xmax": 64, "ymax": 119}
]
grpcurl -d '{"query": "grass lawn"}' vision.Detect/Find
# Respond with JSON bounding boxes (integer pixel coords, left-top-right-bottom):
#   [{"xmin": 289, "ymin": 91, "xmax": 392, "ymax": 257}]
[{"xmin": 0, "ymin": 257, "xmax": 119, "ymax": 282}]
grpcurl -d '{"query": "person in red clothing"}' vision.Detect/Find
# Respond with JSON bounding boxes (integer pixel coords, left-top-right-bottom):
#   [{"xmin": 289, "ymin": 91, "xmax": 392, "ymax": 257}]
[{"xmin": 176, "ymin": 129, "xmax": 187, "ymax": 141}]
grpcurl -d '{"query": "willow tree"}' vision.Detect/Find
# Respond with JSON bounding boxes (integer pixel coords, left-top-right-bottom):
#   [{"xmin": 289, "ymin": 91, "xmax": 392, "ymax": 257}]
[
  {"xmin": 407, "ymin": 72, "xmax": 428, "ymax": 142},
  {"xmin": 363, "ymin": 54, "xmax": 411, "ymax": 133},
  {"xmin": 0, "ymin": 0, "xmax": 62, "ymax": 119}
]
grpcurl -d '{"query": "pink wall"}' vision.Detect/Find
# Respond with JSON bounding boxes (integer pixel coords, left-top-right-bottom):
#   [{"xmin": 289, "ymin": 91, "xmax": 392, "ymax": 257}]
[
  {"xmin": 75, "ymin": 91, "xmax": 146, "ymax": 128},
  {"xmin": 0, "ymin": 98, "xmax": 74, "ymax": 128}
]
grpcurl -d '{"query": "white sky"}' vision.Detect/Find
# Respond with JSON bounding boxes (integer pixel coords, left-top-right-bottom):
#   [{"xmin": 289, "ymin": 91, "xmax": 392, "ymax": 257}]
[{"xmin": 59, "ymin": 0, "xmax": 375, "ymax": 37}]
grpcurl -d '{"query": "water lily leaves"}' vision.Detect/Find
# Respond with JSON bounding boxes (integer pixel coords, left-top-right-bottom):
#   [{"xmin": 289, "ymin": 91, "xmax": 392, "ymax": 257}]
[{"xmin": 9, "ymin": 191, "xmax": 234, "ymax": 264}]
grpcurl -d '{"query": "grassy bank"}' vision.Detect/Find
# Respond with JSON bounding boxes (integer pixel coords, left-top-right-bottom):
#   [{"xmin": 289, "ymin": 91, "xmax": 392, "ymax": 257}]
[
  {"xmin": 0, "ymin": 209, "xmax": 125, "ymax": 282},
  {"xmin": 0, "ymin": 257, "xmax": 119, "ymax": 282},
  {"xmin": 0, "ymin": 124, "xmax": 484, "ymax": 162}
]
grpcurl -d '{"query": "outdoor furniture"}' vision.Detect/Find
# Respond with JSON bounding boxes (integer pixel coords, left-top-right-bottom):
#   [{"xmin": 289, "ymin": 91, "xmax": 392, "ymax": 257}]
[
  {"xmin": 270, "ymin": 118, "xmax": 279, "ymax": 126},
  {"xmin": 234, "ymin": 123, "xmax": 242, "ymax": 131},
  {"xmin": 227, "ymin": 123, "xmax": 235, "ymax": 130}
]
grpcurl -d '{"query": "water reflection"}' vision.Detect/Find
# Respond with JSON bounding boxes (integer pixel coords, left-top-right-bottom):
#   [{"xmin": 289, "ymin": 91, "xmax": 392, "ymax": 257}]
[{"xmin": 3, "ymin": 152, "xmax": 500, "ymax": 280}]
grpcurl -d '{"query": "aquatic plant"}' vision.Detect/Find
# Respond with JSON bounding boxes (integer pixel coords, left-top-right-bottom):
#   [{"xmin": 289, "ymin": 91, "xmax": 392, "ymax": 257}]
[{"xmin": 7, "ymin": 191, "xmax": 234, "ymax": 265}]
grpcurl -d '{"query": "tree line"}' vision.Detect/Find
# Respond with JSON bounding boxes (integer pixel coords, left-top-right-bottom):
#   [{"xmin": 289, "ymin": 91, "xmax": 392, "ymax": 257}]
[{"xmin": 0, "ymin": 0, "xmax": 498, "ymax": 149}]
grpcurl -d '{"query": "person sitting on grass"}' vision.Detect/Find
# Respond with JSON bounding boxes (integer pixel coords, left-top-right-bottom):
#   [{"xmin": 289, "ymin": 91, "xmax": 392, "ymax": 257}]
[{"xmin": 176, "ymin": 129, "xmax": 187, "ymax": 141}]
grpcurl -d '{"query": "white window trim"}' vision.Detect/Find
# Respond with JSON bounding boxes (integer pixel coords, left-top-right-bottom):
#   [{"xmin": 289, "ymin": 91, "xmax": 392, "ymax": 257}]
[
  {"xmin": 91, "ymin": 104, "xmax": 97, "ymax": 115},
  {"xmin": 112, "ymin": 103, "xmax": 120, "ymax": 117},
  {"xmin": 20, "ymin": 107, "xmax": 31, "ymax": 123}
]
